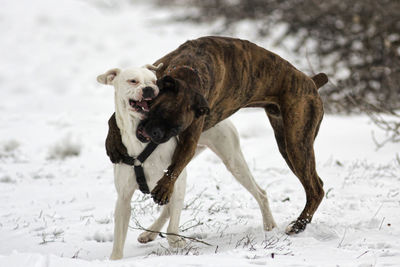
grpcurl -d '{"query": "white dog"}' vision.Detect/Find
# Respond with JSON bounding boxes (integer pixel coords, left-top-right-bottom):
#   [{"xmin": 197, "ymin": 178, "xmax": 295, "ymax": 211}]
[{"xmin": 97, "ymin": 65, "xmax": 276, "ymax": 260}]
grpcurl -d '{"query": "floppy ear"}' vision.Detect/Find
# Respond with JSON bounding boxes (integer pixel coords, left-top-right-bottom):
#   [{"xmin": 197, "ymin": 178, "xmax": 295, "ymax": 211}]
[
  {"xmin": 193, "ymin": 93, "xmax": 210, "ymax": 118},
  {"xmin": 97, "ymin": 68, "xmax": 121, "ymax": 85},
  {"xmin": 157, "ymin": 75, "xmax": 177, "ymax": 93}
]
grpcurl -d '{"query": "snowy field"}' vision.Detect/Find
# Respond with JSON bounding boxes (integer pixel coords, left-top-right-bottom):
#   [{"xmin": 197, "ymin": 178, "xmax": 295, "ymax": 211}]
[{"xmin": 1, "ymin": 0, "xmax": 399, "ymax": 266}]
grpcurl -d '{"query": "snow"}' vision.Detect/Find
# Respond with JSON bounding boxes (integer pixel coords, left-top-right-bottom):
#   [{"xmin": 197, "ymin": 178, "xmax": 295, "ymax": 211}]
[{"xmin": 1, "ymin": 0, "xmax": 399, "ymax": 266}]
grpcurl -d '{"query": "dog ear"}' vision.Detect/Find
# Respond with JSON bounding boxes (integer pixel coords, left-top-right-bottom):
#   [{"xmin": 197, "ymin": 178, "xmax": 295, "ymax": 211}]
[
  {"xmin": 193, "ymin": 93, "xmax": 210, "ymax": 118},
  {"xmin": 97, "ymin": 68, "xmax": 121, "ymax": 85},
  {"xmin": 144, "ymin": 63, "xmax": 164, "ymax": 73},
  {"xmin": 157, "ymin": 75, "xmax": 177, "ymax": 93}
]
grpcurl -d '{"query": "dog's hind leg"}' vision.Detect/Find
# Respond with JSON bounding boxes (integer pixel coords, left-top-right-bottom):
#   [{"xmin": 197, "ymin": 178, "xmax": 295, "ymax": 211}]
[
  {"xmin": 111, "ymin": 164, "xmax": 137, "ymax": 260},
  {"xmin": 200, "ymin": 120, "xmax": 277, "ymax": 231},
  {"xmin": 266, "ymin": 112, "xmax": 296, "ymax": 174},
  {"xmin": 278, "ymin": 93, "xmax": 325, "ymax": 234},
  {"xmin": 138, "ymin": 172, "xmax": 186, "ymax": 247},
  {"xmin": 137, "ymin": 206, "xmax": 170, "ymax": 244},
  {"xmin": 137, "ymin": 146, "xmax": 205, "ymax": 244}
]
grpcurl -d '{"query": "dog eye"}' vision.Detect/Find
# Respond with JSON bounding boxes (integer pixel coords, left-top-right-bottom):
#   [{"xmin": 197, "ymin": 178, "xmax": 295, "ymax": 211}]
[{"xmin": 128, "ymin": 79, "xmax": 138, "ymax": 84}]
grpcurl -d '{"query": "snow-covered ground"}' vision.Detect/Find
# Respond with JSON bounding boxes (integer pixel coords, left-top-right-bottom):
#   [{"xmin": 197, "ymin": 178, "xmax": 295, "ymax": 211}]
[{"xmin": 1, "ymin": 0, "xmax": 399, "ymax": 266}]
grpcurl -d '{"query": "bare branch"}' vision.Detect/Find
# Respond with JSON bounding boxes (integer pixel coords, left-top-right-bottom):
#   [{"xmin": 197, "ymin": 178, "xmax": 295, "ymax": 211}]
[{"xmin": 130, "ymin": 219, "xmax": 213, "ymax": 246}]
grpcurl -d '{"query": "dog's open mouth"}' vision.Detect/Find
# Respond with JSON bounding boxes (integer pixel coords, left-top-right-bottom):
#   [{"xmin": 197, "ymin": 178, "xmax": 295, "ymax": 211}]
[
  {"xmin": 136, "ymin": 121, "xmax": 151, "ymax": 143},
  {"xmin": 129, "ymin": 99, "xmax": 150, "ymax": 114}
]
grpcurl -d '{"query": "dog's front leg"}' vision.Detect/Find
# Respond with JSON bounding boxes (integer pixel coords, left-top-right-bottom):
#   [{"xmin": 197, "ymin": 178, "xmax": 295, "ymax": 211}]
[
  {"xmin": 111, "ymin": 164, "xmax": 136, "ymax": 260},
  {"xmin": 151, "ymin": 119, "xmax": 204, "ymax": 205}
]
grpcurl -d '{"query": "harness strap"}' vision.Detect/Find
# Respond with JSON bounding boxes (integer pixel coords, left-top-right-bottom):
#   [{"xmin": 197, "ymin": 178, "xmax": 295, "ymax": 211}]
[
  {"xmin": 137, "ymin": 141, "xmax": 158, "ymax": 163},
  {"xmin": 121, "ymin": 141, "xmax": 158, "ymax": 194}
]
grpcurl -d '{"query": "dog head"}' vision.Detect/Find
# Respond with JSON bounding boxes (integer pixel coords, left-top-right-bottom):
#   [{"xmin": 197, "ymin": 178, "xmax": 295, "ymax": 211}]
[
  {"xmin": 139, "ymin": 75, "xmax": 210, "ymax": 144},
  {"xmin": 97, "ymin": 64, "xmax": 162, "ymax": 120}
]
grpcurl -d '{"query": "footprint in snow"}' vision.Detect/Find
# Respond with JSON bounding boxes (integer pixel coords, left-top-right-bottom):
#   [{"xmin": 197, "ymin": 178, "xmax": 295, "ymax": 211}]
[{"xmin": 300, "ymin": 223, "xmax": 339, "ymax": 241}]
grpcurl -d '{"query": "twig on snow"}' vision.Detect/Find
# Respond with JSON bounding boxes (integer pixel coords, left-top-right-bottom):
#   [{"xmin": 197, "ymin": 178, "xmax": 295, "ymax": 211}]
[
  {"xmin": 356, "ymin": 250, "xmax": 369, "ymax": 259},
  {"xmin": 180, "ymin": 219, "xmax": 204, "ymax": 232},
  {"xmin": 379, "ymin": 217, "xmax": 385, "ymax": 230},
  {"xmin": 337, "ymin": 228, "xmax": 347, "ymax": 248},
  {"xmin": 130, "ymin": 219, "xmax": 212, "ymax": 246},
  {"xmin": 372, "ymin": 203, "xmax": 384, "ymax": 219}
]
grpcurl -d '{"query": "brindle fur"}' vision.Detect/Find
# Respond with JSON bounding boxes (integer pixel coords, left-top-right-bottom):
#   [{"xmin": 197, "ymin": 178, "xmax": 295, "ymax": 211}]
[{"xmin": 108, "ymin": 36, "xmax": 328, "ymax": 234}]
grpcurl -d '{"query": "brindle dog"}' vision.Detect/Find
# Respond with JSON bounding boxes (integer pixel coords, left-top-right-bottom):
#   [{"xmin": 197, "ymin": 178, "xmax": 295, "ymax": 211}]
[{"xmin": 106, "ymin": 36, "xmax": 328, "ymax": 234}]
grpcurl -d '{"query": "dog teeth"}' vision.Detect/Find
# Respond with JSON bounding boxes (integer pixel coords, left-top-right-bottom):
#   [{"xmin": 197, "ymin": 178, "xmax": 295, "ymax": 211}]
[
  {"xmin": 129, "ymin": 99, "xmax": 149, "ymax": 112},
  {"xmin": 141, "ymin": 106, "xmax": 149, "ymax": 112}
]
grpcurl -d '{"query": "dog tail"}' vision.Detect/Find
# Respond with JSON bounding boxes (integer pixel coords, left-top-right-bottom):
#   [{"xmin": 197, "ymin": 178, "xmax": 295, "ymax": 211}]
[{"xmin": 311, "ymin": 73, "xmax": 328, "ymax": 89}]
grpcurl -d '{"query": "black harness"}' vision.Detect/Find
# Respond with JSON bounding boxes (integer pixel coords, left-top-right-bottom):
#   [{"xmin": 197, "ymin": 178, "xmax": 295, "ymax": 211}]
[{"xmin": 121, "ymin": 141, "xmax": 158, "ymax": 194}]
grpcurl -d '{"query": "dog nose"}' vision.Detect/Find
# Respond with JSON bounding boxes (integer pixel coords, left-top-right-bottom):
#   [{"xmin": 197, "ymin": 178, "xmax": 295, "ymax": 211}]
[
  {"xmin": 142, "ymin": 87, "xmax": 155, "ymax": 99},
  {"xmin": 150, "ymin": 127, "xmax": 164, "ymax": 142}
]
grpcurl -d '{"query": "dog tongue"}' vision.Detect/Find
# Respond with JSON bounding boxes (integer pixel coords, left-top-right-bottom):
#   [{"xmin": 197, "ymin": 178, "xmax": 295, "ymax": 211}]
[{"xmin": 137, "ymin": 101, "xmax": 149, "ymax": 112}]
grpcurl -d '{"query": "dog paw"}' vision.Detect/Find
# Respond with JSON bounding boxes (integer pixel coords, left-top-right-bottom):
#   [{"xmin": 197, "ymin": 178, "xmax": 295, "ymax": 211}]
[
  {"xmin": 110, "ymin": 251, "xmax": 123, "ymax": 260},
  {"xmin": 263, "ymin": 220, "xmax": 277, "ymax": 231},
  {"xmin": 167, "ymin": 236, "xmax": 186, "ymax": 248},
  {"xmin": 137, "ymin": 231, "xmax": 158, "ymax": 244},
  {"xmin": 151, "ymin": 177, "xmax": 174, "ymax": 205},
  {"xmin": 285, "ymin": 219, "xmax": 309, "ymax": 235}
]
